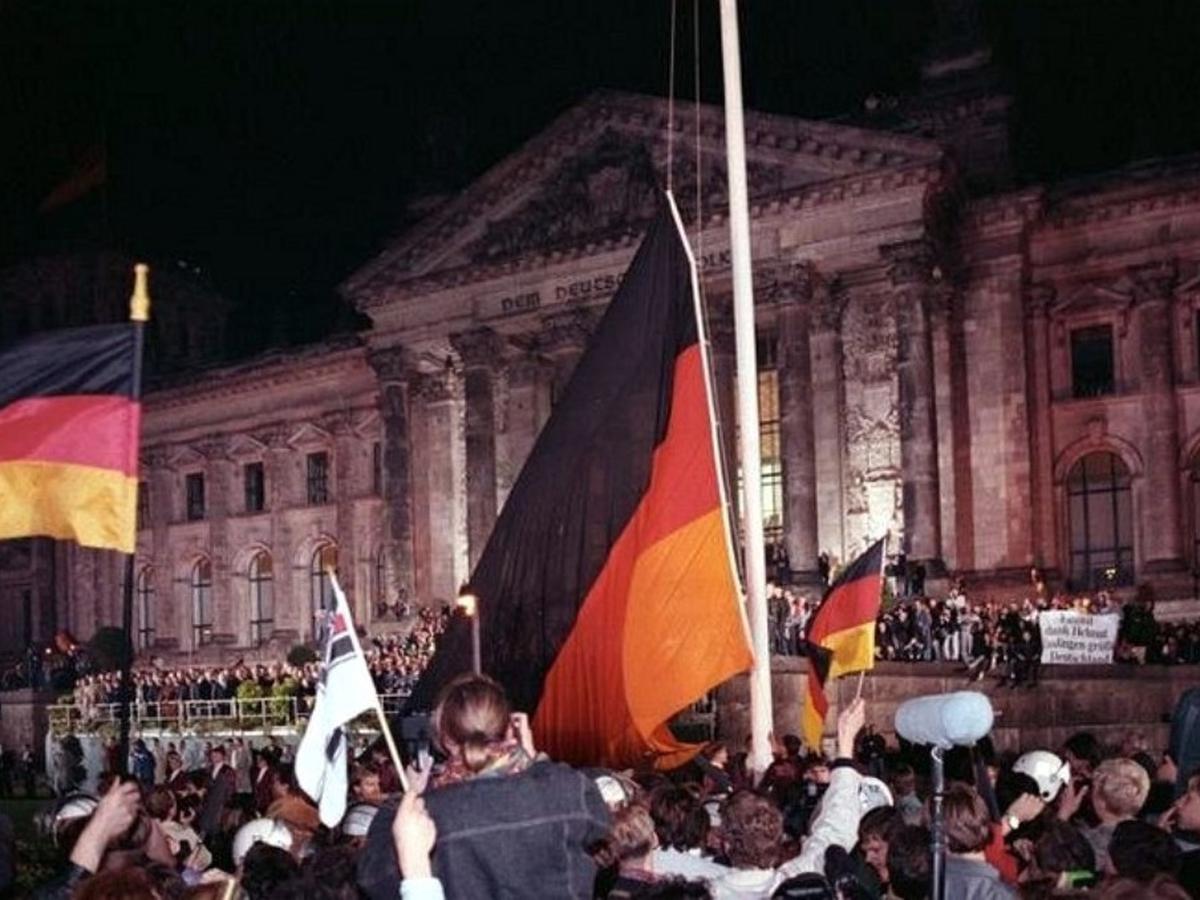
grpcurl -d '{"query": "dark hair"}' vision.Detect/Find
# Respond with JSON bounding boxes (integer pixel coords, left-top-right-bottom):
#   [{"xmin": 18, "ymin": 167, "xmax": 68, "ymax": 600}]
[
  {"xmin": 941, "ymin": 784, "xmax": 991, "ymax": 854},
  {"xmin": 887, "ymin": 825, "xmax": 932, "ymax": 900},
  {"xmin": 1063, "ymin": 732, "xmax": 1103, "ymax": 772},
  {"xmin": 1032, "ymin": 818, "xmax": 1093, "ymax": 872},
  {"xmin": 649, "ymin": 785, "xmax": 709, "ymax": 852},
  {"xmin": 73, "ymin": 867, "xmax": 159, "ymax": 900},
  {"xmin": 994, "ymin": 769, "xmax": 1041, "ymax": 814},
  {"xmin": 241, "ymin": 844, "xmax": 301, "ymax": 900},
  {"xmin": 858, "ymin": 806, "xmax": 904, "ymax": 845},
  {"xmin": 1109, "ymin": 820, "xmax": 1181, "ymax": 882},
  {"xmin": 144, "ymin": 785, "xmax": 176, "ymax": 821}
]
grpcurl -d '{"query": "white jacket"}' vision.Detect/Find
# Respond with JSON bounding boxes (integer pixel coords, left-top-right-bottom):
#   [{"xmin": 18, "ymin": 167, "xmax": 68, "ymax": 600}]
[{"xmin": 706, "ymin": 764, "xmax": 864, "ymax": 899}]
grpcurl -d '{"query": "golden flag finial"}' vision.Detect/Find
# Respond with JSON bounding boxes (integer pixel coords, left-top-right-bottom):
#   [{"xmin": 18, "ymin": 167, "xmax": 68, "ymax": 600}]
[{"xmin": 129, "ymin": 263, "xmax": 151, "ymax": 322}]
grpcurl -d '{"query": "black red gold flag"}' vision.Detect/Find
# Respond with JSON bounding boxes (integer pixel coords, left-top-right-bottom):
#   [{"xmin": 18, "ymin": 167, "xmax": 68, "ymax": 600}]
[
  {"xmin": 801, "ymin": 536, "xmax": 886, "ymax": 749},
  {"xmin": 409, "ymin": 195, "xmax": 752, "ymax": 768},
  {"xmin": 0, "ymin": 324, "xmax": 140, "ymax": 553}
]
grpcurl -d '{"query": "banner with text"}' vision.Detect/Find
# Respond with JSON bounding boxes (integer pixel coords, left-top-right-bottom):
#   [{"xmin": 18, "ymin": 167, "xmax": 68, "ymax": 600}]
[{"xmin": 1038, "ymin": 611, "xmax": 1120, "ymax": 664}]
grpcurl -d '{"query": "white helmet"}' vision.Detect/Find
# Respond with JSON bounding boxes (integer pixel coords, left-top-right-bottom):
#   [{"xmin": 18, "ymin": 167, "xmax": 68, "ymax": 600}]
[
  {"xmin": 1013, "ymin": 750, "xmax": 1071, "ymax": 801},
  {"xmin": 341, "ymin": 803, "xmax": 379, "ymax": 838},
  {"xmin": 233, "ymin": 817, "xmax": 293, "ymax": 866}
]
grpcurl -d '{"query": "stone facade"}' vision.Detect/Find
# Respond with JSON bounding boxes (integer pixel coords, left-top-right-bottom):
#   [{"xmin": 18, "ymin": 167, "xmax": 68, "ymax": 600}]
[{"xmin": 8, "ymin": 88, "xmax": 1200, "ymax": 657}]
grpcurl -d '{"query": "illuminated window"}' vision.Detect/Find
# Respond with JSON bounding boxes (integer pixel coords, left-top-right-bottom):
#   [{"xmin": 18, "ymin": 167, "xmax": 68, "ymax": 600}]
[
  {"xmin": 192, "ymin": 558, "xmax": 213, "ymax": 647},
  {"xmin": 310, "ymin": 544, "xmax": 338, "ymax": 621},
  {"xmin": 1067, "ymin": 452, "xmax": 1133, "ymax": 588},
  {"xmin": 249, "ymin": 552, "xmax": 274, "ymax": 646}
]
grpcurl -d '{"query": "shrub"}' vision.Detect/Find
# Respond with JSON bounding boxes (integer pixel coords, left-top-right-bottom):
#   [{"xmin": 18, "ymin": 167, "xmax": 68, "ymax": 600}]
[{"xmin": 287, "ymin": 644, "xmax": 317, "ymax": 667}]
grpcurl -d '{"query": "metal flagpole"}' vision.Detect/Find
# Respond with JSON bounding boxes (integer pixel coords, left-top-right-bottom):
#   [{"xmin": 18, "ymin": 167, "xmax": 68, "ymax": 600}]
[
  {"xmin": 118, "ymin": 264, "xmax": 150, "ymax": 775},
  {"xmin": 717, "ymin": 0, "xmax": 773, "ymax": 779}
]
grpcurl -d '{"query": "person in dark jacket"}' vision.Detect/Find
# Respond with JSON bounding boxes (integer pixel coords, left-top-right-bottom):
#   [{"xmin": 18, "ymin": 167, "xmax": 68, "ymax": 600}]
[{"xmin": 357, "ymin": 673, "xmax": 610, "ymax": 900}]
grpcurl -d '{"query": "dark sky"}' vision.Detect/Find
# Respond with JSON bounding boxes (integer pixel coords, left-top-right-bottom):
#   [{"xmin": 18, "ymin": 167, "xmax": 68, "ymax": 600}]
[{"xmin": 2, "ymin": 1, "xmax": 1200, "ymax": 354}]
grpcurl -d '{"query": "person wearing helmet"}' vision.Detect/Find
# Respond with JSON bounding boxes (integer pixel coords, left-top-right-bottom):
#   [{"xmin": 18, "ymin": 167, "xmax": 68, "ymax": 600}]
[
  {"xmin": 1013, "ymin": 751, "xmax": 1072, "ymax": 804},
  {"xmin": 232, "ymin": 817, "xmax": 294, "ymax": 869}
]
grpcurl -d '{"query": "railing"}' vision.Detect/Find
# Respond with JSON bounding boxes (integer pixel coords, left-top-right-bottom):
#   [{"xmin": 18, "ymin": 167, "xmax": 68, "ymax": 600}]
[{"xmin": 48, "ymin": 691, "xmax": 413, "ymax": 735}]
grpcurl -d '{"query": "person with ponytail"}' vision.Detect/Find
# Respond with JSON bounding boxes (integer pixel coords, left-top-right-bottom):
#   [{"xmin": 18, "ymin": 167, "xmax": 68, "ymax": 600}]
[{"xmin": 427, "ymin": 673, "xmax": 539, "ymax": 789}]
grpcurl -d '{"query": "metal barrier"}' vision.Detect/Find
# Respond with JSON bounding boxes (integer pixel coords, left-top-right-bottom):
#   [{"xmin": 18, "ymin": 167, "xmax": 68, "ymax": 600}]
[{"xmin": 48, "ymin": 691, "xmax": 413, "ymax": 734}]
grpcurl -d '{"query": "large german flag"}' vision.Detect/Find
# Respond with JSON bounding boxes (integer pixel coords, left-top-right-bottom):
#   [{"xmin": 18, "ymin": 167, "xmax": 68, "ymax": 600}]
[
  {"xmin": 410, "ymin": 195, "xmax": 752, "ymax": 769},
  {"xmin": 801, "ymin": 537, "xmax": 886, "ymax": 750},
  {"xmin": 0, "ymin": 324, "xmax": 140, "ymax": 553}
]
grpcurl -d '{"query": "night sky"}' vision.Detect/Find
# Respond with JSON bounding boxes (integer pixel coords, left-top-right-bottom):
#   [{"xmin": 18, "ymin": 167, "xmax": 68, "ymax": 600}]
[{"xmin": 2, "ymin": 1, "xmax": 1199, "ymax": 355}]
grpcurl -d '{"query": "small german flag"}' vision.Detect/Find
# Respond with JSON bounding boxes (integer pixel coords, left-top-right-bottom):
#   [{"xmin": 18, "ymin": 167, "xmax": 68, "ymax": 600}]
[
  {"xmin": 410, "ymin": 195, "xmax": 752, "ymax": 769},
  {"xmin": 0, "ymin": 324, "xmax": 140, "ymax": 553},
  {"xmin": 801, "ymin": 536, "xmax": 886, "ymax": 750}
]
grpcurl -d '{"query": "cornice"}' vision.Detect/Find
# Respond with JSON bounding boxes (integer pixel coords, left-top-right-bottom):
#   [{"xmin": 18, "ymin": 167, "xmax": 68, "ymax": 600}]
[
  {"xmin": 144, "ymin": 346, "xmax": 371, "ymax": 413},
  {"xmin": 355, "ymin": 161, "xmax": 943, "ymax": 309},
  {"xmin": 342, "ymin": 91, "xmax": 942, "ymax": 307},
  {"xmin": 1043, "ymin": 166, "xmax": 1200, "ymax": 232}
]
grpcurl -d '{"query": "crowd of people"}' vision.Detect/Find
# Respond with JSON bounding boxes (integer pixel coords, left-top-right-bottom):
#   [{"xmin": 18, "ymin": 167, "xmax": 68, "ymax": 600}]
[
  {"xmin": 767, "ymin": 579, "xmax": 1200, "ymax": 679},
  {"xmin": 7, "ymin": 673, "xmax": 1199, "ymax": 899},
  {"xmin": 62, "ymin": 606, "xmax": 451, "ymax": 724}
]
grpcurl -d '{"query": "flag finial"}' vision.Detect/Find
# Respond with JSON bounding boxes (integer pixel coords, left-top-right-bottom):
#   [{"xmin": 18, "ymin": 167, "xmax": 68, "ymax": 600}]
[{"xmin": 130, "ymin": 263, "xmax": 151, "ymax": 323}]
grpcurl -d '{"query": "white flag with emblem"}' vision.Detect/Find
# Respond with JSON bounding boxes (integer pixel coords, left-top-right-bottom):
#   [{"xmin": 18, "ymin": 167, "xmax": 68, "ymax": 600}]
[{"xmin": 295, "ymin": 570, "xmax": 378, "ymax": 826}]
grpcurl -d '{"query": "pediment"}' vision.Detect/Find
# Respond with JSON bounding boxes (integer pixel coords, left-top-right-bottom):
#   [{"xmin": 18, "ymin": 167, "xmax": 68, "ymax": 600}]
[
  {"xmin": 287, "ymin": 422, "xmax": 333, "ymax": 451},
  {"xmin": 227, "ymin": 434, "xmax": 268, "ymax": 462},
  {"xmin": 167, "ymin": 445, "xmax": 207, "ymax": 471},
  {"xmin": 343, "ymin": 90, "xmax": 942, "ymax": 308},
  {"xmin": 1050, "ymin": 280, "xmax": 1136, "ymax": 318}
]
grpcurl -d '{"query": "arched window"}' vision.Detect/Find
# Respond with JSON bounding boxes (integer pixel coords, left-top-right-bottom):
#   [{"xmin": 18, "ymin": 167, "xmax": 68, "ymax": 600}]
[
  {"xmin": 249, "ymin": 551, "xmax": 274, "ymax": 646},
  {"xmin": 1067, "ymin": 452, "xmax": 1134, "ymax": 589},
  {"xmin": 310, "ymin": 544, "xmax": 338, "ymax": 622},
  {"xmin": 136, "ymin": 568, "xmax": 155, "ymax": 650},
  {"xmin": 192, "ymin": 558, "xmax": 213, "ymax": 647}
]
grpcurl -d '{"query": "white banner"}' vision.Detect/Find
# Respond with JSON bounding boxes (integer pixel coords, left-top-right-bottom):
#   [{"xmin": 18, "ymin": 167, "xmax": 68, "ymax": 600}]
[{"xmin": 1038, "ymin": 611, "xmax": 1120, "ymax": 664}]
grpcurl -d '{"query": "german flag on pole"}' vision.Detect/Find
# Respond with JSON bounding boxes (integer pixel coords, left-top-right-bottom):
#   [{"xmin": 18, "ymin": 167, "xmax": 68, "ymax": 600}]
[
  {"xmin": 0, "ymin": 324, "xmax": 140, "ymax": 553},
  {"xmin": 409, "ymin": 194, "xmax": 752, "ymax": 769},
  {"xmin": 801, "ymin": 536, "xmax": 886, "ymax": 750}
]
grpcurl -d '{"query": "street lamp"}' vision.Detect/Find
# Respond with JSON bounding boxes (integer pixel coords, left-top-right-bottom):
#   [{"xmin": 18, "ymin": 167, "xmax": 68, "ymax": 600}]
[{"xmin": 456, "ymin": 586, "xmax": 481, "ymax": 675}]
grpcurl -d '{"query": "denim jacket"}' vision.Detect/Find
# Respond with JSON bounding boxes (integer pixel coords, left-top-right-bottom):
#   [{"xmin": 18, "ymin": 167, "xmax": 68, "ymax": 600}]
[{"xmin": 359, "ymin": 760, "xmax": 611, "ymax": 900}]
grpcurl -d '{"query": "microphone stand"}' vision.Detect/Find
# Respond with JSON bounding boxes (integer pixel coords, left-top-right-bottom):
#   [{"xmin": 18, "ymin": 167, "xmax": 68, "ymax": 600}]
[{"xmin": 930, "ymin": 745, "xmax": 946, "ymax": 900}]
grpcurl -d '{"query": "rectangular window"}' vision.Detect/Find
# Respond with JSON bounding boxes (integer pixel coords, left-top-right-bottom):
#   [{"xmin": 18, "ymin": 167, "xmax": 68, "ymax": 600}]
[
  {"xmin": 244, "ymin": 462, "xmax": 265, "ymax": 513},
  {"xmin": 372, "ymin": 442, "xmax": 383, "ymax": 496},
  {"xmin": 1070, "ymin": 324, "xmax": 1115, "ymax": 398},
  {"xmin": 307, "ymin": 452, "xmax": 330, "ymax": 505},
  {"xmin": 758, "ymin": 337, "xmax": 784, "ymax": 546},
  {"xmin": 185, "ymin": 472, "xmax": 206, "ymax": 521},
  {"xmin": 137, "ymin": 481, "xmax": 150, "ymax": 530}
]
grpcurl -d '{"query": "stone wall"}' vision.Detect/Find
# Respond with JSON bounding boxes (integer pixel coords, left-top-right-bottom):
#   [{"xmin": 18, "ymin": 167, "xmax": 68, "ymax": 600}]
[{"xmin": 716, "ymin": 658, "xmax": 1199, "ymax": 755}]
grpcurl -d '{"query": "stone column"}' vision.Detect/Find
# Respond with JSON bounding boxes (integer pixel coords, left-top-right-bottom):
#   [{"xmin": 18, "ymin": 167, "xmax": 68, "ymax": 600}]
[
  {"xmin": 500, "ymin": 344, "xmax": 554, "ymax": 507},
  {"xmin": 772, "ymin": 264, "xmax": 821, "ymax": 583},
  {"xmin": 885, "ymin": 240, "xmax": 943, "ymax": 570},
  {"xmin": 324, "ymin": 410, "xmax": 361, "ymax": 613},
  {"xmin": 1132, "ymin": 261, "xmax": 1185, "ymax": 574},
  {"xmin": 539, "ymin": 308, "xmax": 599, "ymax": 405},
  {"xmin": 368, "ymin": 347, "xmax": 417, "ymax": 602},
  {"xmin": 809, "ymin": 281, "xmax": 847, "ymax": 561},
  {"xmin": 412, "ymin": 372, "xmax": 460, "ymax": 601},
  {"xmin": 928, "ymin": 283, "xmax": 959, "ymax": 570},
  {"xmin": 1025, "ymin": 284, "xmax": 1058, "ymax": 575},
  {"xmin": 450, "ymin": 328, "xmax": 505, "ymax": 570}
]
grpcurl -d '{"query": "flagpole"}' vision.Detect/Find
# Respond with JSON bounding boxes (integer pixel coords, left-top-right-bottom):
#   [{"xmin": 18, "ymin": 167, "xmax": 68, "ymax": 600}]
[
  {"xmin": 118, "ymin": 263, "xmax": 150, "ymax": 776},
  {"xmin": 718, "ymin": 0, "xmax": 773, "ymax": 779}
]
